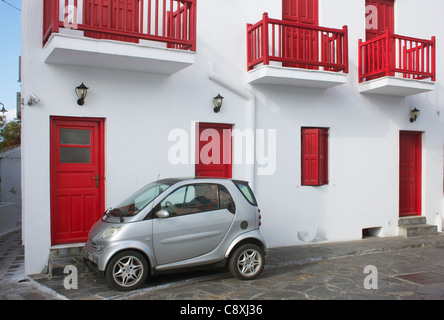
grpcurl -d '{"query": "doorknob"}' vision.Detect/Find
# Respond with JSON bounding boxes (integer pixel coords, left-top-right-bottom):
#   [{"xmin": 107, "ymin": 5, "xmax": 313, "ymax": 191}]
[{"xmin": 92, "ymin": 174, "xmax": 105, "ymax": 188}]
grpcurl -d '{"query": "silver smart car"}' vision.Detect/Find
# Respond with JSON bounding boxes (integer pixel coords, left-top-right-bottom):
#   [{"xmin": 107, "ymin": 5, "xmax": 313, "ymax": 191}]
[{"xmin": 84, "ymin": 177, "xmax": 267, "ymax": 291}]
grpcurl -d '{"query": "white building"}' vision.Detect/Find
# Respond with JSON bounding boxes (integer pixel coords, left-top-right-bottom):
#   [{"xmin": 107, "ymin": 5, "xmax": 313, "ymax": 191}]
[{"xmin": 21, "ymin": 0, "xmax": 443, "ymax": 275}]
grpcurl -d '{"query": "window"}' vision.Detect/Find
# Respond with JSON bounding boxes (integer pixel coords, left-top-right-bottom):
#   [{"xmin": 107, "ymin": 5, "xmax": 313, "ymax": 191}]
[
  {"xmin": 233, "ymin": 180, "xmax": 257, "ymax": 206},
  {"xmin": 160, "ymin": 184, "xmax": 234, "ymax": 216},
  {"xmin": 59, "ymin": 128, "xmax": 92, "ymax": 164},
  {"xmin": 301, "ymin": 127, "xmax": 329, "ymax": 186}
]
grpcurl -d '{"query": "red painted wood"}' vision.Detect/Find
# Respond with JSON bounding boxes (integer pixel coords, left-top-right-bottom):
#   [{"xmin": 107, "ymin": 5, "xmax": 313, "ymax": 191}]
[
  {"xmin": 301, "ymin": 128, "xmax": 328, "ymax": 186},
  {"xmin": 43, "ymin": 0, "xmax": 197, "ymax": 50},
  {"xmin": 282, "ymin": 0, "xmax": 319, "ymax": 69},
  {"xmin": 399, "ymin": 131, "xmax": 422, "ymax": 217},
  {"xmin": 359, "ymin": 32, "xmax": 436, "ymax": 82},
  {"xmin": 247, "ymin": 14, "xmax": 348, "ymax": 72},
  {"xmin": 50, "ymin": 117, "xmax": 105, "ymax": 245},
  {"xmin": 195, "ymin": 123, "xmax": 232, "ymax": 179},
  {"xmin": 83, "ymin": 0, "xmax": 140, "ymax": 43},
  {"xmin": 365, "ymin": 0, "xmax": 394, "ymax": 41}
]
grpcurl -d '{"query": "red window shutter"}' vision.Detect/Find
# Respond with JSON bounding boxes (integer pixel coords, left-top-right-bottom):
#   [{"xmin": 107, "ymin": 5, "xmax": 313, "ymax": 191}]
[
  {"xmin": 302, "ymin": 128, "xmax": 320, "ymax": 186},
  {"xmin": 319, "ymin": 128, "xmax": 329, "ymax": 185},
  {"xmin": 301, "ymin": 128, "xmax": 329, "ymax": 186}
]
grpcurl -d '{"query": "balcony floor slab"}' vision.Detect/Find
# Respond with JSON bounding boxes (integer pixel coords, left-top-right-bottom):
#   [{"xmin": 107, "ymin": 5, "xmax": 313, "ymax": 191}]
[
  {"xmin": 359, "ymin": 77, "xmax": 435, "ymax": 97},
  {"xmin": 43, "ymin": 33, "xmax": 195, "ymax": 75},
  {"xmin": 246, "ymin": 65, "xmax": 347, "ymax": 89}
]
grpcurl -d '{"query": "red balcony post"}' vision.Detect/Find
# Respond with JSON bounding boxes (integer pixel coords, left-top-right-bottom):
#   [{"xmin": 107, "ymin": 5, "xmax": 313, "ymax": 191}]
[
  {"xmin": 431, "ymin": 36, "xmax": 436, "ymax": 81},
  {"xmin": 53, "ymin": 0, "xmax": 60, "ymax": 34},
  {"xmin": 261, "ymin": 13, "xmax": 270, "ymax": 67},
  {"xmin": 189, "ymin": 0, "xmax": 197, "ymax": 51},
  {"xmin": 385, "ymin": 28, "xmax": 391, "ymax": 77},
  {"xmin": 247, "ymin": 23, "xmax": 253, "ymax": 71},
  {"xmin": 358, "ymin": 38, "xmax": 363, "ymax": 83},
  {"xmin": 342, "ymin": 25, "xmax": 349, "ymax": 74}
]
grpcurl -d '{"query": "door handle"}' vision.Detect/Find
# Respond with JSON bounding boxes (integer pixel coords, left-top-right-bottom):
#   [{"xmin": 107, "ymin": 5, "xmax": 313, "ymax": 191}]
[{"xmin": 92, "ymin": 174, "xmax": 105, "ymax": 188}]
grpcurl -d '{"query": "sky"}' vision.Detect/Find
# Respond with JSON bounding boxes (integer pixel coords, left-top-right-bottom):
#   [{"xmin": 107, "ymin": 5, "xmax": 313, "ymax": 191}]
[{"xmin": 0, "ymin": 0, "xmax": 21, "ymax": 121}]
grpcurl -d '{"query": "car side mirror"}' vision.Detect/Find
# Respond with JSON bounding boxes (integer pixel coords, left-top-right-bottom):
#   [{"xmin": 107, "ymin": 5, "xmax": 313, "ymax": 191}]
[{"xmin": 156, "ymin": 209, "xmax": 170, "ymax": 219}]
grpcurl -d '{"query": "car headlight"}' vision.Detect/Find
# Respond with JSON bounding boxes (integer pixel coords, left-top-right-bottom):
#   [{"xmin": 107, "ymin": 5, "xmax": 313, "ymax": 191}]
[{"xmin": 101, "ymin": 226, "xmax": 122, "ymax": 239}]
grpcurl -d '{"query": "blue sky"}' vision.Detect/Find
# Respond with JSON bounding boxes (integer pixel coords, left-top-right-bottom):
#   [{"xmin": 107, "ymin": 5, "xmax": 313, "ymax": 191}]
[{"xmin": 0, "ymin": 0, "xmax": 21, "ymax": 120}]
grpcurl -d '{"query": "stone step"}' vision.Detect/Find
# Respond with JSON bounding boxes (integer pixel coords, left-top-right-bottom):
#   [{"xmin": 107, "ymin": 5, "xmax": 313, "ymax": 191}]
[
  {"xmin": 398, "ymin": 216, "xmax": 426, "ymax": 226},
  {"xmin": 48, "ymin": 245, "xmax": 91, "ymax": 277},
  {"xmin": 398, "ymin": 224, "xmax": 438, "ymax": 237}
]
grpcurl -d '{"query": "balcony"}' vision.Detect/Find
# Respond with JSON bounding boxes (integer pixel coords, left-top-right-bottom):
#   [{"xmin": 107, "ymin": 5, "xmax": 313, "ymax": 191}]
[
  {"xmin": 42, "ymin": 0, "xmax": 196, "ymax": 75},
  {"xmin": 246, "ymin": 13, "xmax": 348, "ymax": 89},
  {"xmin": 358, "ymin": 30, "xmax": 436, "ymax": 96}
]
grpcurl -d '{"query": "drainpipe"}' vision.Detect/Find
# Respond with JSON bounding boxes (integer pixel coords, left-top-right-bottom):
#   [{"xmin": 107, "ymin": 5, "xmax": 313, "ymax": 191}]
[{"xmin": 207, "ymin": 62, "xmax": 257, "ymax": 190}]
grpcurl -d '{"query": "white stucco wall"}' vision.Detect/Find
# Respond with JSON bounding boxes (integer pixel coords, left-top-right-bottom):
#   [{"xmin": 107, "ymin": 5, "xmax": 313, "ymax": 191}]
[{"xmin": 21, "ymin": 0, "xmax": 444, "ymax": 274}]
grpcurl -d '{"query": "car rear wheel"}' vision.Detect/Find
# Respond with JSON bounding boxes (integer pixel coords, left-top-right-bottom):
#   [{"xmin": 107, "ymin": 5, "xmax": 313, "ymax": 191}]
[
  {"xmin": 105, "ymin": 250, "xmax": 149, "ymax": 291},
  {"xmin": 229, "ymin": 244, "xmax": 265, "ymax": 280}
]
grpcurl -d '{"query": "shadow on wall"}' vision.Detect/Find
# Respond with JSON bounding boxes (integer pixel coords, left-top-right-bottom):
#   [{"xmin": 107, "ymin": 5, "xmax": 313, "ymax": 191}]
[{"xmin": 0, "ymin": 146, "xmax": 21, "ymax": 236}]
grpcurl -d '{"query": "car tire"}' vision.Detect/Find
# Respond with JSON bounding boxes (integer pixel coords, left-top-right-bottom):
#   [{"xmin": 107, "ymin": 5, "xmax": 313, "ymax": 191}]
[
  {"xmin": 229, "ymin": 244, "xmax": 265, "ymax": 280},
  {"xmin": 105, "ymin": 250, "xmax": 149, "ymax": 291}
]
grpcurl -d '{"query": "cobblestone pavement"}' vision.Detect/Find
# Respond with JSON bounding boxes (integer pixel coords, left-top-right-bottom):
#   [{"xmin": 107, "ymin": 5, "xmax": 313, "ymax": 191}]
[
  {"xmin": 2, "ymin": 228, "xmax": 444, "ymax": 301},
  {"xmin": 122, "ymin": 245, "xmax": 444, "ymax": 300},
  {"xmin": 0, "ymin": 229, "xmax": 64, "ymax": 300}
]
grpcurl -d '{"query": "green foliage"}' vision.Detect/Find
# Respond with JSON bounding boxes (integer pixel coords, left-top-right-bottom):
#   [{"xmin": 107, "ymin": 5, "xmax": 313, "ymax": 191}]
[{"xmin": 0, "ymin": 115, "xmax": 21, "ymax": 150}]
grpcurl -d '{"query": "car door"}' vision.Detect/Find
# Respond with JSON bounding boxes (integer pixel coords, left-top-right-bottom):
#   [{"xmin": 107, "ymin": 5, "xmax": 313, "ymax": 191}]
[{"xmin": 152, "ymin": 183, "xmax": 235, "ymax": 265}]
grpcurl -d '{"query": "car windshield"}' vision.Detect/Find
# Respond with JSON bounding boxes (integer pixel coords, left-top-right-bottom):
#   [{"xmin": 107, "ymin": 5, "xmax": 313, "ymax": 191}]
[{"xmin": 109, "ymin": 181, "xmax": 173, "ymax": 217}]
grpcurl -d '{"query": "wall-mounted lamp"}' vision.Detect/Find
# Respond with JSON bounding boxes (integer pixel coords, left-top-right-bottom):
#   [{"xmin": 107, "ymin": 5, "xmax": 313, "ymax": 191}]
[
  {"xmin": 213, "ymin": 93, "xmax": 224, "ymax": 113},
  {"xmin": 410, "ymin": 108, "xmax": 420, "ymax": 123},
  {"xmin": 27, "ymin": 93, "xmax": 40, "ymax": 106},
  {"xmin": 76, "ymin": 83, "xmax": 89, "ymax": 106},
  {"xmin": 0, "ymin": 103, "xmax": 7, "ymax": 114}
]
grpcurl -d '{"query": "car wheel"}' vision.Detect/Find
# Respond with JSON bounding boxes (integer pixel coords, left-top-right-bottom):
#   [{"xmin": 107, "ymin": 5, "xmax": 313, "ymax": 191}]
[
  {"xmin": 229, "ymin": 244, "xmax": 265, "ymax": 280},
  {"xmin": 105, "ymin": 250, "xmax": 149, "ymax": 291}
]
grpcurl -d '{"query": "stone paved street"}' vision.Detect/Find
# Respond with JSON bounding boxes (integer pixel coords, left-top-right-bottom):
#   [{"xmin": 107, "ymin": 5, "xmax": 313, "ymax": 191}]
[
  {"xmin": 121, "ymin": 245, "xmax": 444, "ymax": 300},
  {"xmin": 2, "ymin": 228, "xmax": 444, "ymax": 301}
]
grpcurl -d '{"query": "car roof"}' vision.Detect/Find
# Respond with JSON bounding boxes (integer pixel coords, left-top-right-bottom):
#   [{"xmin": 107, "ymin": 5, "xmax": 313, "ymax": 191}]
[{"xmin": 158, "ymin": 177, "xmax": 249, "ymax": 185}]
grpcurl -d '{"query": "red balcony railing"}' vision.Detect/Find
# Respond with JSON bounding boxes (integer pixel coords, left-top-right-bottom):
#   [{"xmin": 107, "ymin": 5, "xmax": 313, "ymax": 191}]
[
  {"xmin": 43, "ymin": 0, "xmax": 196, "ymax": 51},
  {"xmin": 247, "ymin": 13, "xmax": 348, "ymax": 73},
  {"xmin": 359, "ymin": 30, "xmax": 435, "ymax": 83}
]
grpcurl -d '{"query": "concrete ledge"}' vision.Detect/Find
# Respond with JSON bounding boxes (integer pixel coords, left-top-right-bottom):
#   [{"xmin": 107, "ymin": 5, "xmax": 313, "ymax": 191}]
[
  {"xmin": 247, "ymin": 65, "xmax": 347, "ymax": 88},
  {"xmin": 44, "ymin": 33, "xmax": 195, "ymax": 75},
  {"xmin": 359, "ymin": 76, "xmax": 434, "ymax": 97}
]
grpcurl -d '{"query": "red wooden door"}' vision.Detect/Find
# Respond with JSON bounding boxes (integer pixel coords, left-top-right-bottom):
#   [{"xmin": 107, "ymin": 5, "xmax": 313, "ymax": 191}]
[
  {"xmin": 195, "ymin": 123, "xmax": 232, "ymax": 179},
  {"xmin": 282, "ymin": 0, "xmax": 319, "ymax": 69},
  {"xmin": 83, "ymin": 0, "xmax": 140, "ymax": 43},
  {"xmin": 366, "ymin": 0, "xmax": 395, "ymax": 78},
  {"xmin": 366, "ymin": 0, "xmax": 394, "ymax": 40},
  {"xmin": 399, "ymin": 131, "xmax": 422, "ymax": 217},
  {"xmin": 50, "ymin": 117, "xmax": 105, "ymax": 244}
]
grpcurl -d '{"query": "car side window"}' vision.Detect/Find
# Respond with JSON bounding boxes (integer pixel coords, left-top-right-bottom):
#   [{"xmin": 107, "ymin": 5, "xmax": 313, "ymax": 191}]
[
  {"xmin": 219, "ymin": 185, "xmax": 235, "ymax": 214},
  {"xmin": 159, "ymin": 183, "xmax": 235, "ymax": 217}
]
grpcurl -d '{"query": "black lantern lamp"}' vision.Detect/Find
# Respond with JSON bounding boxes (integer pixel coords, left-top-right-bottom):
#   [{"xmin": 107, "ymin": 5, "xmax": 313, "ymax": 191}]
[
  {"xmin": 213, "ymin": 94, "xmax": 224, "ymax": 113},
  {"xmin": 410, "ymin": 108, "xmax": 420, "ymax": 123},
  {"xmin": 0, "ymin": 103, "xmax": 7, "ymax": 114},
  {"xmin": 76, "ymin": 83, "xmax": 89, "ymax": 106}
]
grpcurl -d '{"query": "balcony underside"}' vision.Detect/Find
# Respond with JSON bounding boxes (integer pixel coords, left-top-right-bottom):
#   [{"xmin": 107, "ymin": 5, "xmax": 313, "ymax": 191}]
[
  {"xmin": 43, "ymin": 33, "xmax": 195, "ymax": 75},
  {"xmin": 247, "ymin": 65, "xmax": 347, "ymax": 89},
  {"xmin": 358, "ymin": 77, "xmax": 434, "ymax": 97}
]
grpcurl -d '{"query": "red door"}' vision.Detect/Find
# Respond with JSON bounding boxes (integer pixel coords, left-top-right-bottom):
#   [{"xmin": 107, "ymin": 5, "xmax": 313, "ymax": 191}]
[
  {"xmin": 365, "ymin": 0, "xmax": 394, "ymax": 41},
  {"xmin": 282, "ymin": 0, "xmax": 319, "ymax": 69},
  {"xmin": 399, "ymin": 131, "xmax": 422, "ymax": 217},
  {"xmin": 195, "ymin": 123, "xmax": 232, "ymax": 178},
  {"xmin": 366, "ymin": 0, "xmax": 395, "ymax": 78},
  {"xmin": 83, "ymin": 0, "xmax": 140, "ymax": 43},
  {"xmin": 50, "ymin": 117, "xmax": 105, "ymax": 244}
]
